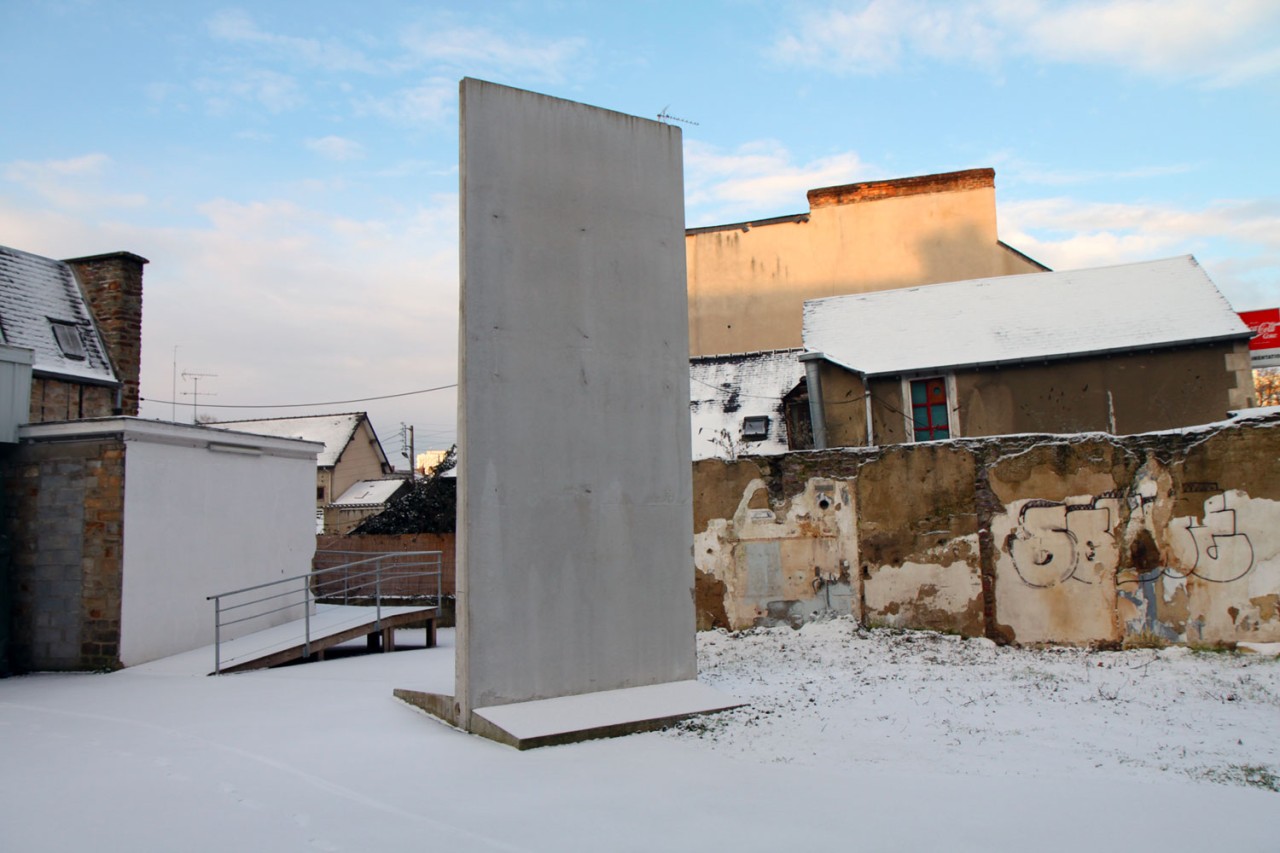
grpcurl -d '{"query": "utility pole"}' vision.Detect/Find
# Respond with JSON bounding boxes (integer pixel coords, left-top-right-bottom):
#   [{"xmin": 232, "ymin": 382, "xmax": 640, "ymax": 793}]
[
  {"xmin": 182, "ymin": 371, "xmax": 217, "ymax": 423},
  {"xmin": 401, "ymin": 422, "xmax": 416, "ymax": 480},
  {"xmin": 171, "ymin": 345, "xmax": 179, "ymax": 421}
]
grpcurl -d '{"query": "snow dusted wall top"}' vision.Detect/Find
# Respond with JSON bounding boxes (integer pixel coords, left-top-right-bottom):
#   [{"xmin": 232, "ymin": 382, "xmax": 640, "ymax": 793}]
[{"xmin": 456, "ymin": 79, "xmax": 694, "ymax": 715}]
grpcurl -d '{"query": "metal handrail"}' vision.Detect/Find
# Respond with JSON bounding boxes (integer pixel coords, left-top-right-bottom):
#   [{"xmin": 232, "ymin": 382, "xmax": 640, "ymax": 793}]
[{"xmin": 207, "ymin": 550, "xmax": 443, "ymax": 675}]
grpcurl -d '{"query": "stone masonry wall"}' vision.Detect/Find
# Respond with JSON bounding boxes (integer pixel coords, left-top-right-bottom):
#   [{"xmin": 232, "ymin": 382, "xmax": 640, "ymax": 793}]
[
  {"xmin": 694, "ymin": 412, "xmax": 1280, "ymax": 646},
  {"xmin": 3, "ymin": 438, "xmax": 126, "ymax": 670}
]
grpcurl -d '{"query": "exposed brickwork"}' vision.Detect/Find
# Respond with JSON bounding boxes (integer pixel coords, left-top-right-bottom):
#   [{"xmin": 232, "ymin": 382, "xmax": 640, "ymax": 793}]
[
  {"xmin": 2, "ymin": 438, "xmax": 126, "ymax": 670},
  {"xmin": 64, "ymin": 252, "xmax": 147, "ymax": 417},
  {"xmin": 315, "ymin": 533, "xmax": 456, "ymax": 595},
  {"xmin": 807, "ymin": 168, "xmax": 995, "ymax": 209}
]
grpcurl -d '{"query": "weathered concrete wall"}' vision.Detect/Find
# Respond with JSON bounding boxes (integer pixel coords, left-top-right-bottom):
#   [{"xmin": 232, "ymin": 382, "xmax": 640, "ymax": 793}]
[
  {"xmin": 456, "ymin": 79, "xmax": 693, "ymax": 716},
  {"xmin": 694, "ymin": 412, "xmax": 1280, "ymax": 646}
]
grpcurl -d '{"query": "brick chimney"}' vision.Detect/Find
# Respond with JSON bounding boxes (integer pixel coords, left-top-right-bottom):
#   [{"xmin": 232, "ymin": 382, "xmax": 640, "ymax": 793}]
[{"xmin": 64, "ymin": 252, "xmax": 148, "ymax": 416}]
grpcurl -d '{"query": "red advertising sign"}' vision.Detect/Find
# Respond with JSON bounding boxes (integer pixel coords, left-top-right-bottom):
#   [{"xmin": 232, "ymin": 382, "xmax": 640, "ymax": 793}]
[{"xmin": 1239, "ymin": 308, "xmax": 1280, "ymax": 368}]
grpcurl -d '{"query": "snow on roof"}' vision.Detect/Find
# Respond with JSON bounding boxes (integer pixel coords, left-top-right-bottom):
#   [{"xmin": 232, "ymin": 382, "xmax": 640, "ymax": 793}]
[
  {"xmin": 690, "ymin": 349, "xmax": 805, "ymax": 460},
  {"xmin": 803, "ymin": 255, "xmax": 1252, "ymax": 377},
  {"xmin": 330, "ymin": 478, "xmax": 407, "ymax": 507},
  {"xmin": 0, "ymin": 244, "xmax": 118, "ymax": 384},
  {"xmin": 213, "ymin": 412, "xmax": 369, "ymax": 468}
]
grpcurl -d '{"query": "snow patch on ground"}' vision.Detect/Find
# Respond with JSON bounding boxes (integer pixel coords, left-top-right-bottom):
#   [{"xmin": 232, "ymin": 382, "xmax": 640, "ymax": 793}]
[
  {"xmin": 2, "ymin": 621, "xmax": 1277, "ymax": 852},
  {"xmin": 666, "ymin": 618, "xmax": 1280, "ymax": 790}
]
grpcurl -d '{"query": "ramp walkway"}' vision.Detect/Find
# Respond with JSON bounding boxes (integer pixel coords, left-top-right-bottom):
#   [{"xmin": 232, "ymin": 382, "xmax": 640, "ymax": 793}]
[
  {"xmin": 208, "ymin": 550, "xmax": 443, "ymax": 674},
  {"xmin": 211, "ymin": 604, "xmax": 436, "ymax": 674}
]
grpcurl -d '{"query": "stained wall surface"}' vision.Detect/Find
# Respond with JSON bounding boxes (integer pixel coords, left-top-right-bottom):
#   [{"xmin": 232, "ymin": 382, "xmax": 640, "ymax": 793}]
[
  {"xmin": 693, "ymin": 413, "xmax": 1280, "ymax": 647},
  {"xmin": 813, "ymin": 341, "xmax": 1254, "ymax": 448},
  {"xmin": 457, "ymin": 79, "xmax": 694, "ymax": 715},
  {"xmin": 686, "ymin": 169, "xmax": 1044, "ymax": 357}
]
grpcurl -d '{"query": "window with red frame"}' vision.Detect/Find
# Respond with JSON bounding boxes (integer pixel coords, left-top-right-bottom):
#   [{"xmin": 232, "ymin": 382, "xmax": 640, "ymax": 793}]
[{"xmin": 910, "ymin": 377, "xmax": 950, "ymax": 441}]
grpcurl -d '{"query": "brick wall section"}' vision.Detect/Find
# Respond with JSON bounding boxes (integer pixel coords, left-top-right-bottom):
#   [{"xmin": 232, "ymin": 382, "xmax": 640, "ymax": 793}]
[
  {"xmin": 2, "ymin": 438, "xmax": 126, "ymax": 670},
  {"xmin": 807, "ymin": 168, "xmax": 995, "ymax": 208},
  {"xmin": 29, "ymin": 376, "xmax": 116, "ymax": 423},
  {"xmin": 314, "ymin": 533, "xmax": 456, "ymax": 598},
  {"xmin": 65, "ymin": 252, "xmax": 147, "ymax": 417}
]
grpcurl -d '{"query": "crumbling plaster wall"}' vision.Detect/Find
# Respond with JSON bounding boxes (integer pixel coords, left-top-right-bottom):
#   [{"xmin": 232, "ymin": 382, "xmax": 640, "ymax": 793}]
[{"xmin": 693, "ymin": 414, "xmax": 1280, "ymax": 645}]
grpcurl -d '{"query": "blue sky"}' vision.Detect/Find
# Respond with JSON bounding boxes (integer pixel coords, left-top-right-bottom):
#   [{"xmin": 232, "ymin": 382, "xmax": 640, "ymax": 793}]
[{"xmin": 2, "ymin": 1, "xmax": 1277, "ymax": 455}]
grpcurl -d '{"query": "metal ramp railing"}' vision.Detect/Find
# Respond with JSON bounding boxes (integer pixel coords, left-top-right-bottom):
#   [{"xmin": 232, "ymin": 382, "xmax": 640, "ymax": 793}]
[{"xmin": 207, "ymin": 550, "xmax": 442, "ymax": 675}]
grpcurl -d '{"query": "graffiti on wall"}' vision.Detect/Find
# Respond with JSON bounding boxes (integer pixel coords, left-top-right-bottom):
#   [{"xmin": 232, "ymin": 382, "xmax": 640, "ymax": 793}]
[
  {"xmin": 1003, "ymin": 492, "xmax": 1123, "ymax": 589},
  {"xmin": 1147, "ymin": 484, "xmax": 1255, "ymax": 584},
  {"xmin": 1004, "ymin": 483, "xmax": 1256, "ymax": 590}
]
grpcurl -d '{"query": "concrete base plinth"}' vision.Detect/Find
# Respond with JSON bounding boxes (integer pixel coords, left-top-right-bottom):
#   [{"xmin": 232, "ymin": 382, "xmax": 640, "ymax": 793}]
[{"xmin": 394, "ymin": 680, "xmax": 742, "ymax": 750}]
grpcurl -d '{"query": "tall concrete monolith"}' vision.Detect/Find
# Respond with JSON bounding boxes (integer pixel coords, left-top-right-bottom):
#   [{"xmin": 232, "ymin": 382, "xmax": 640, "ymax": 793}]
[{"xmin": 395, "ymin": 79, "xmax": 737, "ymax": 748}]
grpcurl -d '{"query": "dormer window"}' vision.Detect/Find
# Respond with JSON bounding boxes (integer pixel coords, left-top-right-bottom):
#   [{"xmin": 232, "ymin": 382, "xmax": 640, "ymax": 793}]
[{"xmin": 50, "ymin": 321, "xmax": 86, "ymax": 360}]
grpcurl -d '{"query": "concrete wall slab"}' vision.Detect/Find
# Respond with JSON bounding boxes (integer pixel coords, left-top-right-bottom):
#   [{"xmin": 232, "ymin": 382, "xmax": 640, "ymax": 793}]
[{"xmin": 457, "ymin": 79, "xmax": 694, "ymax": 715}]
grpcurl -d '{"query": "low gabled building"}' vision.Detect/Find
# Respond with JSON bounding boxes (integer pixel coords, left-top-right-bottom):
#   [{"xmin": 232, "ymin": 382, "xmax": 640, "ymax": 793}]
[
  {"xmin": 802, "ymin": 255, "xmax": 1256, "ymax": 445},
  {"xmin": 0, "ymin": 244, "xmax": 321, "ymax": 673},
  {"xmin": 690, "ymin": 349, "xmax": 807, "ymax": 460},
  {"xmin": 324, "ymin": 477, "xmax": 411, "ymax": 535}
]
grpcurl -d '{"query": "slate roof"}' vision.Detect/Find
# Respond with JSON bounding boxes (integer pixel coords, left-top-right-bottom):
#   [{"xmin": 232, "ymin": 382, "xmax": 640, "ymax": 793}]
[
  {"xmin": 330, "ymin": 478, "xmax": 408, "ymax": 507},
  {"xmin": 0, "ymin": 244, "xmax": 117, "ymax": 384},
  {"xmin": 803, "ymin": 255, "xmax": 1252, "ymax": 376},
  {"xmin": 690, "ymin": 349, "xmax": 805, "ymax": 460},
  {"xmin": 213, "ymin": 412, "xmax": 381, "ymax": 468}
]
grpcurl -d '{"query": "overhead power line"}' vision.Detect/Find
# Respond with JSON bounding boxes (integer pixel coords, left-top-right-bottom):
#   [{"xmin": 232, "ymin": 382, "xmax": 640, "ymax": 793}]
[{"xmin": 142, "ymin": 382, "xmax": 458, "ymax": 410}]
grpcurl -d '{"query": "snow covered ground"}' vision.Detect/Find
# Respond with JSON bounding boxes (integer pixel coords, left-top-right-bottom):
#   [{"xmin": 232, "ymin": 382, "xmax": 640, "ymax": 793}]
[{"xmin": 2, "ymin": 620, "xmax": 1277, "ymax": 852}]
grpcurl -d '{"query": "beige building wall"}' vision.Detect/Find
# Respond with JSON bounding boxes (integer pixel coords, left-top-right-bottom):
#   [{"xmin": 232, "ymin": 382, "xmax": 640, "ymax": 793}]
[
  {"xmin": 329, "ymin": 420, "xmax": 391, "ymax": 499},
  {"xmin": 686, "ymin": 169, "xmax": 1045, "ymax": 356},
  {"xmin": 815, "ymin": 341, "xmax": 1255, "ymax": 447}
]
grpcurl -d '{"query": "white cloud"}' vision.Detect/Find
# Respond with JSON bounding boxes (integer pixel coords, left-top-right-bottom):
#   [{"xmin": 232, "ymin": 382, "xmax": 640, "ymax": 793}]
[
  {"xmin": 399, "ymin": 25, "xmax": 587, "ymax": 83},
  {"xmin": 355, "ymin": 77, "xmax": 455, "ymax": 125},
  {"xmin": 206, "ymin": 9, "xmax": 377, "ymax": 73},
  {"xmin": 196, "ymin": 67, "xmax": 304, "ymax": 114},
  {"xmin": 305, "ymin": 135, "xmax": 365, "ymax": 161},
  {"xmin": 999, "ymin": 195, "xmax": 1280, "ymax": 307},
  {"xmin": 3, "ymin": 154, "xmax": 147, "ymax": 210},
  {"xmin": 684, "ymin": 140, "xmax": 870, "ymax": 225},
  {"xmin": 988, "ymin": 153, "xmax": 1198, "ymax": 185},
  {"xmin": 774, "ymin": 0, "xmax": 1280, "ymax": 85}
]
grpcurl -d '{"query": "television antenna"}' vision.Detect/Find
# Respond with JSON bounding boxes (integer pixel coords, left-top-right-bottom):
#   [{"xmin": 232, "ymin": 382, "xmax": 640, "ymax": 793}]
[
  {"xmin": 656, "ymin": 105, "xmax": 699, "ymax": 126},
  {"xmin": 181, "ymin": 371, "xmax": 218, "ymax": 423}
]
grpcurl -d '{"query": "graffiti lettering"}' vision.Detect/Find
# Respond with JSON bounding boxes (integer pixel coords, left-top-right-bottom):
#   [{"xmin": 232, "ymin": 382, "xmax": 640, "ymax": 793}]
[
  {"xmin": 1170, "ymin": 491, "xmax": 1255, "ymax": 583},
  {"xmin": 1004, "ymin": 496, "xmax": 1120, "ymax": 589}
]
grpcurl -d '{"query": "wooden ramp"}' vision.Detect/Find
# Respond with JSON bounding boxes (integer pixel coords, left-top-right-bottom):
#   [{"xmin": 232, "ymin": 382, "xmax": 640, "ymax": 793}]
[{"xmin": 214, "ymin": 604, "xmax": 437, "ymax": 674}]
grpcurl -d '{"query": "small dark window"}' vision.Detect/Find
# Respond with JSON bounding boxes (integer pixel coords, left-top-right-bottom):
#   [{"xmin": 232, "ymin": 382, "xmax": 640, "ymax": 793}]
[
  {"xmin": 910, "ymin": 377, "xmax": 950, "ymax": 441},
  {"xmin": 50, "ymin": 321, "xmax": 86, "ymax": 360},
  {"xmin": 742, "ymin": 415, "xmax": 770, "ymax": 442},
  {"xmin": 317, "ymin": 486, "xmax": 326, "ymax": 501}
]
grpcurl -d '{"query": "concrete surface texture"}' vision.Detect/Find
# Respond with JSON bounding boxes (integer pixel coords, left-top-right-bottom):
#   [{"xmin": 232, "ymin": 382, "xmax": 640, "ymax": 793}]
[{"xmin": 455, "ymin": 79, "xmax": 695, "ymax": 720}]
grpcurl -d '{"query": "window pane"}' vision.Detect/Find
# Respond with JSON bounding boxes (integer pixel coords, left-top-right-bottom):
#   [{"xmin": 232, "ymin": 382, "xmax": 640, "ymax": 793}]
[{"xmin": 911, "ymin": 381, "xmax": 928, "ymax": 404}]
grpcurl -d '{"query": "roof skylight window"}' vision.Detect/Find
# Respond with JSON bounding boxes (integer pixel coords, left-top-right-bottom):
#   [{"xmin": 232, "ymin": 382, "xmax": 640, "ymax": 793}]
[{"xmin": 50, "ymin": 321, "xmax": 86, "ymax": 360}]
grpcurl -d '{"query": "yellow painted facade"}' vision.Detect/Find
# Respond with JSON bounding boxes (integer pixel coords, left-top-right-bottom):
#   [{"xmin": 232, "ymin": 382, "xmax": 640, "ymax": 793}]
[{"xmin": 686, "ymin": 168, "xmax": 1045, "ymax": 356}]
